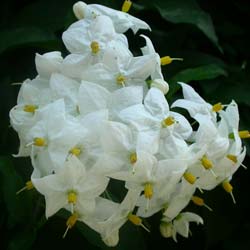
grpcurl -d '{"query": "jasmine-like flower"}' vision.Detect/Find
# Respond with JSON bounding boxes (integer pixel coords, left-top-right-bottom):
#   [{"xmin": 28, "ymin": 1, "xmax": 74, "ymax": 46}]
[
  {"xmin": 72, "ymin": 1, "xmax": 151, "ymax": 34},
  {"xmin": 161, "ymin": 212, "xmax": 203, "ymax": 242},
  {"xmin": 9, "ymin": 1, "xmax": 247, "ymax": 247},
  {"xmin": 32, "ymin": 155, "xmax": 109, "ymax": 218}
]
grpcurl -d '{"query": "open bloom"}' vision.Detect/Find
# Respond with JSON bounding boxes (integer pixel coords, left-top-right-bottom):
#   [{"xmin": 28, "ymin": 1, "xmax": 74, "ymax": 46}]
[
  {"xmin": 9, "ymin": 1, "xmax": 247, "ymax": 247},
  {"xmin": 72, "ymin": 1, "xmax": 151, "ymax": 34},
  {"xmin": 32, "ymin": 155, "xmax": 109, "ymax": 218},
  {"xmin": 172, "ymin": 82, "xmax": 220, "ymax": 121},
  {"xmin": 161, "ymin": 212, "xmax": 203, "ymax": 242},
  {"xmin": 119, "ymin": 87, "xmax": 192, "ymax": 141},
  {"xmin": 78, "ymin": 47, "xmax": 157, "ymax": 92},
  {"xmin": 62, "ymin": 15, "xmax": 131, "ymax": 80}
]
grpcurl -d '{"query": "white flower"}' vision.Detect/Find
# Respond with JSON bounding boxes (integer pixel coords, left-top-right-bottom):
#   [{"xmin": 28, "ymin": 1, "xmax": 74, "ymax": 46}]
[
  {"xmin": 193, "ymin": 114, "xmax": 229, "ymax": 159},
  {"xmin": 72, "ymin": 1, "xmax": 151, "ymax": 34},
  {"xmin": 108, "ymin": 151, "xmax": 158, "ymax": 192},
  {"xmin": 32, "ymin": 155, "xmax": 109, "ymax": 218},
  {"xmin": 140, "ymin": 35, "xmax": 163, "ymax": 80},
  {"xmin": 9, "ymin": 1, "xmax": 248, "ymax": 245},
  {"xmin": 98, "ymin": 189, "xmax": 141, "ymax": 247},
  {"xmin": 150, "ymin": 78, "xmax": 169, "ymax": 95},
  {"xmin": 10, "ymin": 77, "xmax": 53, "ymax": 132},
  {"xmin": 63, "ymin": 15, "xmax": 122, "ymax": 54},
  {"xmin": 161, "ymin": 212, "xmax": 203, "ymax": 242},
  {"xmin": 79, "ymin": 48, "xmax": 157, "ymax": 92},
  {"xmin": 29, "ymin": 109, "xmax": 108, "ymax": 178},
  {"xmin": 62, "ymin": 15, "xmax": 131, "ymax": 79},
  {"xmin": 163, "ymin": 180, "xmax": 196, "ymax": 221},
  {"xmin": 119, "ymin": 87, "xmax": 192, "ymax": 140},
  {"xmin": 35, "ymin": 51, "xmax": 63, "ymax": 79},
  {"xmin": 171, "ymin": 82, "xmax": 218, "ymax": 121},
  {"xmin": 11, "ymin": 98, "xmax": 65, "ymax": 158},
  {"xmin": 136, "ymin": 158, "xmax": 187, "ymax": 217}
]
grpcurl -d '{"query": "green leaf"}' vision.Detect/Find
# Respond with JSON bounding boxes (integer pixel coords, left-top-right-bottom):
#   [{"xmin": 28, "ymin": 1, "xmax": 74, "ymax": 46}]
[
  {"xmin": 167, "ymin": 64, "xmax": 227, "ymax": 97},
  {"xmin": 144, "ymin": 0, "xmax": 221, "ymax": 50},
  {"xmin": 0, "ymin": 27, "xmax": 56, "ymax": 54},
  {"xmin": 171, "ymin": 64, "xmax": 227, "ymax": 82}
]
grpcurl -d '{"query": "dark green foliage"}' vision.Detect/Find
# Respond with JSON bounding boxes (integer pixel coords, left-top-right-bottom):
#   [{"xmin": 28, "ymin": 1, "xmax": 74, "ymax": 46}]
[{"xmin": 0, "ymin": 0, "xmax": 250, "ymax": 249}]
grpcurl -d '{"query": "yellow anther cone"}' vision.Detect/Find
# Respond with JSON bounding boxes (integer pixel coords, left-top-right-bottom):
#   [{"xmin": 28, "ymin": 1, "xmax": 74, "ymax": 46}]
[
  {"xmin": 222, "ymin": 181, "xmax": 236, "ymax": 204},
  {"xmin": 122, "ymin": 0, "xmax": 132, "ymax": 12},
  {"xmin": 162, "ymin": 116, "xmax": 175, "ymax": 127},
  {"xmin": 70, "ymin": 147, "xmax": 81, "ymax": 156},
  {"xmin": 160, "ymin": 56, "xmax": 183, "ymax": 66},
  {"xmin": 144, "ymin": 183, "xmax": 153, "ymax": 199},
  {"xmin": 212, "ymin": 102, "xmax": 223, "ymax": 112},
  {"xmin": 227, "ymin": 154, "xmax": 237, "ymax": 164},
  {"xmin": 63, "ymin": 213, "xmax": 79, "ymax": 238},
  {"xmin": 128, "ymin": 213, "xmax": 150, "ymax": 232},
  {"xmin": 116, "ymin": 74, "xmax": 126, "ymax": 86},
  {"xmin": 129, "ymin": 152, "xmax": 137, "ymax": 164},
  {"xmin": 128, "ymin": 213, "xmax": 142, "ymax": 226},
  {"xmin": 201, "ymin": 156, "xmax": 213, "ymax": 170},
  {"xmin": 184, "ymin": 172, "xmax": 196, "ymax": 184},
  {"xmin": 239, "ymin": 130, "xmax": 250, "ymax": 139},
  {"xmin": 191, "ymin": 196, "xmax": 213, "ymax": 211},
  {"xmin": 90, "ymin": 41, "xmax": 100, "ymax": 54},
  {"xmin": 16, "ymin": 180, "xmax": 34, "ymax": 195},
  {"xmin": 34, "ymin": 137, "xmax": 46, "ymax": 147},
  {"xmin": 68, "ymin": 191, "xmax": 77, "ymax": 204},
  {"xmin": 23, "ymin": 105, "xmax": 37, "ymax": 113}
]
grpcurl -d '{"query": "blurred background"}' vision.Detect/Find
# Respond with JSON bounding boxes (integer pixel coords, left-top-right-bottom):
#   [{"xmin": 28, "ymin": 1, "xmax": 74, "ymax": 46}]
[{"xmin": 0, "ymin": 0, "xmax": 250, "ymax": 249}]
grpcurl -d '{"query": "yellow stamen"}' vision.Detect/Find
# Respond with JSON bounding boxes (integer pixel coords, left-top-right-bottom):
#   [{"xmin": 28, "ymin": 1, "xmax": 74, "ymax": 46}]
[
  {"xmin": 34, "ymin": 137, "xmax": 46, "ymax": 147},
  {"xmin": 212, "ymin": 102, "xmax": 223, "ymax": 112},
  {"xmin": 238, "ymin": 130, "xmax": 250, "ymax": 139},
  {"xmin": 129, "ymin": 152, "xmax": 137, "ymax": 164},
  {"xmin": 69, "ymin": 147, "xmax": 81, "ymax": 157},
  {"xmin": 191, "ymin": 196, "xmax": 213, "ymax": 211},
  {"xmin": 222, "ymin": 181, "xmax": 233, "ymax": 193},
  {"xmin": 90, "ymin": 41, "xmax": 100, "ymax": 54},
  {"xmin": 160, "ymin": 56, "xmax": 183, "ymax": 66},
  {"xmin": 144, "ymin": 183, "xmax": 153, "ymax": 199},
  {"xmin": 227, "ymin": 154, "xmax": 237, "ymax": 164},
  {"xmin": 201, "ymin": 155, "xmax": 213, "ymax": 170},
  {"xmin": 63, "ymin": 212, "xmax": 78, "ymax": 238},
  {"xmin": 26, "ymin": 180, "xmax": 34, "ymax": 190},
  {"xmin": 16, "ymin": 180, "xmax": 34, "ymax": 195},
  {"xmin": 128, "ymin": 213, "xmax": 141, "ymax": 226},
  {"xmin": 23, "ymin": 105, "xmax": 38, "ymax": 113},
  {"xmin": 161, "ymin": 116, "xmax": 175, "ymax": 127},
  {"xmin": 121, "ymin": 0, "xmax": 132, "ymax": 12},
  {"xmin": 192, "ymin": 196, "xmax": 204, "ymax": 206},
  {"xmin": 116, "ymin": 74, "xmax": 126, "ymax": 86},
  {"xmin": 68, "ymin": 191, "xmax": 77, "ymax": 204},
  {"xmin": 222, "ymin": 181, "xmax": 236, "ymax": 204},
  {"xmin": 128, "ymin": 213, "xmax": 150, "ymax": 232},
  {"xmin": 183, "ymin": 172, "xmax": 196, "ymax": 184}
]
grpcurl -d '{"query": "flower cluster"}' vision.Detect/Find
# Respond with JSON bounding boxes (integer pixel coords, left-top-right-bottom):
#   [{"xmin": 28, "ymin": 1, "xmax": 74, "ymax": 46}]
[{"xmin": 10, "ymin": 1, "xmax": 248, "ymax": 246}]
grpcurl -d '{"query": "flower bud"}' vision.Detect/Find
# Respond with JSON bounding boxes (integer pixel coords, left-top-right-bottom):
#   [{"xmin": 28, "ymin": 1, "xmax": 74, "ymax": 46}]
[
  {"xmin": 102, "ymin": 232, "xmax": 119, "ymax": 247},
  {"xmin": 35, "ymin": 52, "xmax": 63, "ymax": 78},
  {"xmin": 151, "ymin": 79, "xmax": 169, "ymax": 94},
  {"xmin": 73, "ymin": 1, "xmax": 87, "ymax": 20},
  {"xmin": 160, "ymin": 222, "xmax": 173, "ymax": 238}
]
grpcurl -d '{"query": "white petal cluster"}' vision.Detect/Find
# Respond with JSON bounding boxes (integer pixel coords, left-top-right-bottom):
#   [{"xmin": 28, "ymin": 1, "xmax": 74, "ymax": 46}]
[{"xmin": 10, "ymin": 1, "xmax": 247, "ymax": 246}]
